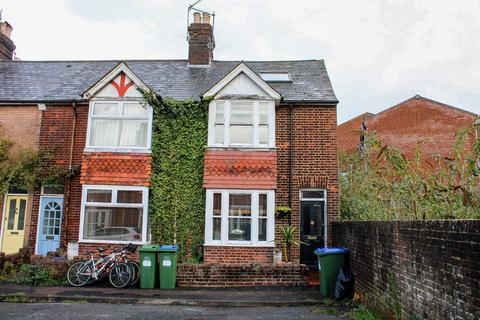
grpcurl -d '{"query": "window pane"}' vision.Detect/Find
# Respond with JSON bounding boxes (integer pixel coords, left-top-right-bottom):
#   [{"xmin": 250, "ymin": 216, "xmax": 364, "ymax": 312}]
[
  {"xmin": 86, "ymin": 190, "xmax": 112, "ymax": 203},
  {"xmin": 258, "ymin": 218, "xmax": 267, "ymax": 241},
  {"xmin": 259, "ymin": 125, "xmax": 268, "ymax": 145},
  {"xmin": 90, "ymin": 119, "xmax": 120, "ymax": 146},
  {"xmin": 228, "ymin": 218, "xmax": 251, "ymax": 241},
  {"xmin": 230, "ymin": 125, "xmax": 253, "ymax": 145},
  {"xmin": 118, "ymin": 120, "xmax": 148, "ymax": 148},
  {"xmin": 301, "ymin": 190, "xmax": 325, "ymax": 199},
  {"xmin": 42, "ymin": 185, "xmax": 64, "ymax": 195},
  {"xmin": 215, "ymin": 103, "xmax": 224, "ymax": 123},
  {"xmin": 7, "ymin": 199, "xmax": 16, "ymax": 230},
  {"xmin": 124, "ymin": 103, "xmax": 148, "ymax": 117},
  {"xmin": 213, "ymin": 217, "xmax": 221, "ymax": 240},
  {"xmin": 17, "ymin": 199, "xmax": 26, "ymax": 231},
  {"xmin": 83, "ymin": 206, "xmax": 143, "ymax": 241},
  {"xmin": 259, "ymin": 194, "xmax": 267, "ymax": 217},
  {"xmin": 230, "ymin": 103, "xmax": 253, "ymax": 124},
  {"xmin": 213, "ymin": 193, "xmax": 221, "ymax": 216},
  {"xmin": 117, "ymin": 190, "xmax": 143, "ymax": 204},
  {"xmin": 259, "ymin": 104, "xmax": 269, "ymax": 124},
  {"xmin": 93, "ymin": 103, "xmax": 118, "ymax": 116},
  {"xmin": 229, "ymin": 194, "xmax": 251, "ymax": 216},
  {"xmin": 214, "ymin": 124, "xmax": 224, "ymax": 145}
]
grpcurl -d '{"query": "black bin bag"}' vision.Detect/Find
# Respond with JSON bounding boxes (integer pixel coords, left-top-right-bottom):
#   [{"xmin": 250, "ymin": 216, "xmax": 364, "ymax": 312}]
[{"xmin": 334, "ymin": 267, "xmax": 354, "ymax": 301}]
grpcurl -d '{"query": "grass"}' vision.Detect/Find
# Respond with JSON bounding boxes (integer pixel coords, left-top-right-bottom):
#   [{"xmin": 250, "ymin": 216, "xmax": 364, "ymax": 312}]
[{"xmin": 348, "ymin": 305, "xmax": 386, "ymax": 320}]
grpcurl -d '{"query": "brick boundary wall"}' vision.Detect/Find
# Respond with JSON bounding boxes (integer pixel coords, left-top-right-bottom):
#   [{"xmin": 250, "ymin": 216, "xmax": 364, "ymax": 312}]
[
  {"xmin": 177, "ymin": 263, "xmax": 306, "ymax": 287},
  {"xmin": 332, "ymin": 220, "xmax": 480, "ymax": 320},
  {"xmin": 203, "ymin": 246, "xmax": 274, "ymax": 264}
]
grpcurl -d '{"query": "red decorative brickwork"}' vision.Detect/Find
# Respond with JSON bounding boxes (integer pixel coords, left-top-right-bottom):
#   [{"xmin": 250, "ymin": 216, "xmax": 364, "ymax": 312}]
[
  {"xmin": 203, "ymin": 246, "xmax": 274, "ymax": 264},
  {"xmin": 81, "ymin": 152, "xmax": 152, "ymax": 186},
  {"xmin": 177, "ymin": 263, "xmax": 306, "ymax": 287},
  {"xmin": 276, "ymin": 104, "xmax": 340, "ymax": 263},
  {"xmin": 203, "ymin": 150, "xmax": 276, "ymax": 189}
]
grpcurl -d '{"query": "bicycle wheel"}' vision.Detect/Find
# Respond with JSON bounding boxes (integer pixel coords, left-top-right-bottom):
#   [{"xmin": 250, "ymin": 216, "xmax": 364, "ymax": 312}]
[
  {"xmin": 128, "ymin": 261, "xmax": 140, "ymax": 286},
  {"xmin": 67, "ymin": 261, "xmax": 92, "ymax": 287},
  {"xmin": 109, "ymin": 262, "xmax": 132, "ymax": 288}
]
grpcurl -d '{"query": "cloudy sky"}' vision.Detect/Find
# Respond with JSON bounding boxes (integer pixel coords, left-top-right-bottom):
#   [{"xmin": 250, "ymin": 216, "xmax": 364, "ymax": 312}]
[{"xmin": 2, "ymin": 0, "xmax": 480, "ymax": 122}]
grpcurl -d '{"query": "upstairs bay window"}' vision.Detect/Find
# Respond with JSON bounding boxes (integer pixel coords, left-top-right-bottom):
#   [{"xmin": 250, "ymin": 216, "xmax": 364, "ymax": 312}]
[
  {"xmin": 87, "ymin": 101, "xmax": 152, "ymax": 151},
  {"xmin": 209, "ymin": 100, "xmax": 275, "ymax": 148},
  {"xmin": 205, "ymin": 190, "xmax": 275, "ymax": 246}
]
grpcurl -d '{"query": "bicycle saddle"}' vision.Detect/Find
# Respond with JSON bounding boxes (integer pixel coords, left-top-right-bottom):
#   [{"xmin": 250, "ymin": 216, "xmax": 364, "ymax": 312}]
[{"xmin": 97, "ymin": 247, "xmax": 107, "ymax": 252}]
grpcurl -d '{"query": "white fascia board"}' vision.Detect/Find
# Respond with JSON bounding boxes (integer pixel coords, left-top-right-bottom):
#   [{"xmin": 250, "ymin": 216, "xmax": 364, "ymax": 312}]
[
  {"xmin": 203, "ymin": 63, "xmax": 281, "ymax": 105},
  {"xmin": 82, "ymin": 62, "xmax": 150, "ymax": 99}
]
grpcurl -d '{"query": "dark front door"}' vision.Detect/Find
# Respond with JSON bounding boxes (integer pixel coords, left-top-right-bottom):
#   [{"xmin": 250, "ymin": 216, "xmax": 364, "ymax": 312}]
[{"xmin": 300, "ymin": 200, "xmax": 325, "ymax": 267}]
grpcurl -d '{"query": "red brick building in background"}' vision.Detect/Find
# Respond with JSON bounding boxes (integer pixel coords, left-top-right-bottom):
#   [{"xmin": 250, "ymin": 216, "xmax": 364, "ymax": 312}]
[
  {"xmin": 338, "ymin": 95, "xmax": 478, "ymax": 159},
  {"xmin": 0, "ymin": 12, "xmax": 339, "ymax": 272}
]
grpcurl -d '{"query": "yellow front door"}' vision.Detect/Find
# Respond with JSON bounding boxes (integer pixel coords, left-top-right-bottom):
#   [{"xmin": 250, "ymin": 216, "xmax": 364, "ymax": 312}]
[{"xmin": 1, "ymin": 195, "xmax": 28, "ymax": 254}]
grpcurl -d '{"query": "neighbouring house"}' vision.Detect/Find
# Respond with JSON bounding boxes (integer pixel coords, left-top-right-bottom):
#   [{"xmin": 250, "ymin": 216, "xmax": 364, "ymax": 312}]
[
  {"xmin": 338, "ymin": 95, "xmax": 478, "ymax": 159},
  {"xmin": 0, "ymin": 12, "xmax": 339, "ymax": 272}
]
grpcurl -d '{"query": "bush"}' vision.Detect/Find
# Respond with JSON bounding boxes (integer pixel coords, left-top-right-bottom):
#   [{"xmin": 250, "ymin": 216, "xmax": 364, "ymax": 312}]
[
  {"xmin": 349, "ymin": 305, "xmax": 386, "ymax": 320},
  {"xmin": 15, "ymin": 264, "xmax": 52, "ymax": 286}
]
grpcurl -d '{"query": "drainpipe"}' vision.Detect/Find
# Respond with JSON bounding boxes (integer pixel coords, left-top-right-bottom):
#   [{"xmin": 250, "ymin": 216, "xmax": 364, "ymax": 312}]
[
  {"xmin": 63, "ymin": 101, "xmax": 77, "ymax": 245},
  {"xmin": 288, "ymin": 103, "xmax": 293, "ymax": 226}
]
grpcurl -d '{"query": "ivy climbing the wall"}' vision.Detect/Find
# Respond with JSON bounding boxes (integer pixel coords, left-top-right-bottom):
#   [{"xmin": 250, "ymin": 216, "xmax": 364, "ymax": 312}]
[{"xmin": 143, "ymin": 91, "xmax": 210, "ymax": 262}]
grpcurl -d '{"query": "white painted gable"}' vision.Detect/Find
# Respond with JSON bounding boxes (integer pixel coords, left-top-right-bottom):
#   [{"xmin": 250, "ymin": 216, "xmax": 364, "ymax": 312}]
[
  {"xmin": 83, "ymin": 62, "xmax": 148, "ymax": 99},
  {"xmin": 216, "ymin": 73, "xmax": 269, "ymax": 98}
]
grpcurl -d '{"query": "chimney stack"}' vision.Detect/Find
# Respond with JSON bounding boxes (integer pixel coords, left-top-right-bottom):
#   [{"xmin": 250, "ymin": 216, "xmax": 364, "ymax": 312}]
[
  {"xmin": 188, "ymin": 12, "xmax": 215, "ymax": 66},
  {"xmin": 0, "ymin": 21, "xmax": 15, "ymax": 60}
]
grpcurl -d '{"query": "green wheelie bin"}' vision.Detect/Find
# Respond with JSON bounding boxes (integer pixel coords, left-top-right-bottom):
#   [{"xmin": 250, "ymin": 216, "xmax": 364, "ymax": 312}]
[
  {"xmin": 314, "ymin": 248, "xmax": 348, "ymax": 298},
  {"xmin": 139, "ymin": 245, "xmax": 159, "ymax": 289},
  {"xmin": 158, "ymin": 245, "xmax": 179, "ymax": 289}
]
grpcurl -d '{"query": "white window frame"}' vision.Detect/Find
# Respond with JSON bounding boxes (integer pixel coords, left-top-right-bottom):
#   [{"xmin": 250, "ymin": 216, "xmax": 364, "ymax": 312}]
[
  {"xmin": 207, "ymin": 100, "xmax": 276, "ymax": 148},
  {"xmin": 204, "ymin": 189, "xmax": 275, "ymax": 247},
  {"xmin": 79, "ymin": 185, "xmax": 149, "ymax": 244},
  {"xmin": 85, "ymin": 99, "xmax": 153, "ymax": 153}
]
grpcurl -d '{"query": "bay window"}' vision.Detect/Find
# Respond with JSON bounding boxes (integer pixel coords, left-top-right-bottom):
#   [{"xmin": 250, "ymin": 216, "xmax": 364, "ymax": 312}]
[
  {"xmin": 80, "ymin": 185, "xmax": 149, "ymax": 244},
  {"xmin": 205, "ymin": 190, "xmax": 275, "ymax": 246},
  {"xmin": 87, "ymin": 101, "xmax": 152, "ymax": 151},
  {"xmin": 208, "ymin": 100, "xmax": 275, "ymax": 148}
]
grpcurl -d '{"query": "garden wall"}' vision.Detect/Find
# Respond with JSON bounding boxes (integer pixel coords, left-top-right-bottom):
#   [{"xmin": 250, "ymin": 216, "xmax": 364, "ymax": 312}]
[
  {"xmin": 333, "ymin": 220, "xmax": 480, "ymax": 320},
  {"xmin": 177, "ymin": 263, "xmax": 306, "ymax": 287}
]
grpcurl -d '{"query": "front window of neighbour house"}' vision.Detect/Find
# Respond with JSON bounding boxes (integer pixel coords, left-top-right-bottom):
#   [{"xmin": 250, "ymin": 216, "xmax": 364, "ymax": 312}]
[
  {"xmin": 88, "ymin": 101, "xmax": 152, "ymax": 150},
  {"xmin": 81, "ymin": 186, "xmax": 148, "ymax": 243},
  {"xmin": 210, "ymin": 100, "xmax": 275, "ymax": 148},
  {"xmin": 205, "ymin": 190, "xmax": 274, "ymax": 245}
]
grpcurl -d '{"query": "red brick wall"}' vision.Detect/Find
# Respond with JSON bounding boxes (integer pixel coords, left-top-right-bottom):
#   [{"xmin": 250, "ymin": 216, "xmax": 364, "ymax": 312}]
[
  {"xmin": 81, "ymin": 153, "xmax": 151, "ymax": 186},
  {"xmin": 276, "ymin": 104, "xmax": 339, "ymax": 262},
  {"xmin": 28, "ymin": 104, "xmax": 88, "ymax": 251},
  {"xmin": 203, "ymin": 150, "xmax": 276, "ymax": 189},
  {"xmin": 203, "ymin": 246, "xmax": 274, "ymax": 264},
  {"xmin": 177, "ymin": 263, "xmax": 306, "ymax": 287}
]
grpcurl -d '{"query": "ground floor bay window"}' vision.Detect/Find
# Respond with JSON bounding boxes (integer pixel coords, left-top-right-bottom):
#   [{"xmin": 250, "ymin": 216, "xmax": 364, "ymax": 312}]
[
  {"xmin": 79, "ymin": 185, "xmax": 149, "ymax": 244},
  {"xmin": 204, "ymin": 190, "xmax": 275, "ymax": 246}
]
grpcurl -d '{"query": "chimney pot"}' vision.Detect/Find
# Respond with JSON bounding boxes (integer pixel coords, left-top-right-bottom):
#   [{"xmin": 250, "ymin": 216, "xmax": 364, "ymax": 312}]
[
  {"xmin": 202, "ymin": 12, "xmax": 211, "ymax": 25},
  {"xmin": 193, "ymin": 12, "xmax": 202, "ymax": 23},
  {"xmin": 0, "ymin": 21, "xmax": 13, "ymax": 39}
]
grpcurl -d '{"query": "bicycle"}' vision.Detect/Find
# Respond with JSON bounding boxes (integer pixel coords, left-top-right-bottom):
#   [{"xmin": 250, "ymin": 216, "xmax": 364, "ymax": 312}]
[
  {"xmin": 118, "ymin": 243, "xmax": 140, "ymax": 286},
  {"xmin": 67, "ymin": 246, "xmax": 133, "ymax": 288}
]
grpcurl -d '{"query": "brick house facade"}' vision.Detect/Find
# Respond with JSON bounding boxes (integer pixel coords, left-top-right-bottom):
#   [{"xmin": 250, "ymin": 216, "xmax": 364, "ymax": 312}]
[{"xmin": 0, "ymin": 15, "xmax": 339, "ymax": 268}]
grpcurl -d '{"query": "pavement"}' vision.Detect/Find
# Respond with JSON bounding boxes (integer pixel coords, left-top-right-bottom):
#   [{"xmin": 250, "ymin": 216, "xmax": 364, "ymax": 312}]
[
  {"xmin": 0, "ymin": 302, "xmax": 350, "ymax": 320},
  {"xmin": 0, "ymin": 283, "xmax": 352, "ymax": 309}
]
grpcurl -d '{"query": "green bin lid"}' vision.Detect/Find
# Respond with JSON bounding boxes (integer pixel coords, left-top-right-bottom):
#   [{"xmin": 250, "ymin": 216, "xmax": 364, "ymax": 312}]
[
  {"xmin": 314, "ymin": 248, "xmax": 348, "ymax": 256},
  {"xmin": 139, "ymin": 245, "xmax": 159, "ymax": 252},
  {"xmin": 157, "ymin": 245, "xmax": 179, "ymax": 252}
]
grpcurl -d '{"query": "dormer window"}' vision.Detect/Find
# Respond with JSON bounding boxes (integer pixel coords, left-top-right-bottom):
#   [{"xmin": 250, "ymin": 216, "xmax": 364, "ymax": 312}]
[{"xmin": 209, "ymin": 100, "xmax": 275, "ymax": 148}]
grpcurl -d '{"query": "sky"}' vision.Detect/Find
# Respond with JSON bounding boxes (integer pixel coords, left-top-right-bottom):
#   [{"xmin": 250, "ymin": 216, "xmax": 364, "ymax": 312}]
[{"xmin": 2, "ymin": 0, "xmax": 480, "ymax": 123}]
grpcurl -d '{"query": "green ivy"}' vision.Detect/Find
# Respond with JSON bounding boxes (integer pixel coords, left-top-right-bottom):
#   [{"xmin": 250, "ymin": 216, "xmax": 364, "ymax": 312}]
[{"xmin": 144, "ymin": 91, "xmax": 210, "ymax": 261}]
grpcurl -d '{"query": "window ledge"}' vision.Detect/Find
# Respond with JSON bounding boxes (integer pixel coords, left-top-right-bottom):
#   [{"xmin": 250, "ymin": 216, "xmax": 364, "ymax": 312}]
[
  {"xmin": 207, "ymin": 147, "xmax": 277, "ymax": 152},
  {"xmin": 83, "ymin": 148, "xmax": 152, "ymax": 154},
  {"xmin": 203, "ymin": 243, "xmax": 275, "ymax": 248},
  {"xmin": 79, "ymin": 240, "xmax": 148, "ymax": 245}
]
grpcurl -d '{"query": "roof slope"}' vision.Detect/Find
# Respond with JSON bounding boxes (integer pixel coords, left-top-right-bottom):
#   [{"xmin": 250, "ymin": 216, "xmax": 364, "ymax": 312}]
[
  {"xmin": 338, "ymin": 96, "xmax": 478, "ymax": 158},
  {"xmin": 0, "ymin": 60, "xmax": 337, "ymax": 103}
]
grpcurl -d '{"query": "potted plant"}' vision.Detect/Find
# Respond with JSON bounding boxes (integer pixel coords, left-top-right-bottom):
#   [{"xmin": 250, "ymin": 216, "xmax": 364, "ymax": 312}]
[
  {"xmin": 280, "ymin": 225, "xmax": 305, "ymax": 262},
  {"xmin": 275, "ymin": 206, "xmax": 291, "ymax": 219}
]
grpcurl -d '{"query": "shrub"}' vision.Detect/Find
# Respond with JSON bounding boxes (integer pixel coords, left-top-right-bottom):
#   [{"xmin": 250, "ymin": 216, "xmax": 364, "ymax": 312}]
[{"xmin": 15, "ymin": 264, "xmax": 52, "ymax": 286}]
